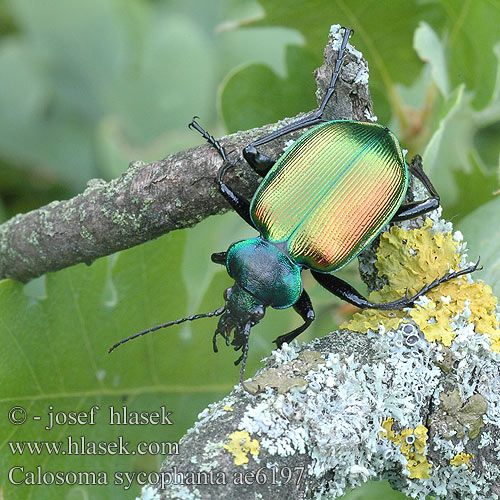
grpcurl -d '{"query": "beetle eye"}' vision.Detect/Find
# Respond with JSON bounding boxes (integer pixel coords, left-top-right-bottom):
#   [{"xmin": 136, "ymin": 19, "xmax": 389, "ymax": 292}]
[{"xmin": 223, "ymin": 287, "xmax": 232, "ymax": 301}]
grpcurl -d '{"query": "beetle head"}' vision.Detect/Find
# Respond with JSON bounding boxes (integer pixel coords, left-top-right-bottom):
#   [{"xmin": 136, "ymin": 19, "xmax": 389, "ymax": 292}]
[{"xmin": 214, "ymin": 282, "xmax": 265, "ymax": 354}]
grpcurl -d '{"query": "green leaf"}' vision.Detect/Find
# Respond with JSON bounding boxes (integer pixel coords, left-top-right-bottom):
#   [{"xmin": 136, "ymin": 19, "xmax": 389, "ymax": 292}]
[
  {"xmin": 456, "ymin": 196, "xmax": 500, "ymax": 298},
  {"xmin": 342, "ymin": 480, "xmax": 410, "ymax": 500},
  {"xmin": 436, "ymin": 0, "xmax": 500, "ymax": 110},
  {"xmin": 220, "ymin": 44, "xmax": 317, "ymax": 132},
  {"xmin": 251, "ymin": 0, "xmax": 427, "ymax": 123},
  {"xmin": 414, "ymin": 21, "xmax": 449, "ymax": 97},
  {"xmin": 422, "ymin": 83, "xmax": 499, "ymax": 219}
]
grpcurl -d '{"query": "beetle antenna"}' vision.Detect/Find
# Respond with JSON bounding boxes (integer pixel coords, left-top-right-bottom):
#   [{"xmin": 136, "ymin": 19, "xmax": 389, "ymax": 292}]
[{"xmin": 108, "ymin": 306, "xmax": 226, "ymax": 353}]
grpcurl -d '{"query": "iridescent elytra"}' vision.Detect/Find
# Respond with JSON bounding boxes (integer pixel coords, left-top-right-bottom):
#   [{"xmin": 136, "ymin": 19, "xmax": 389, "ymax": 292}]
[
  {"xmin": 109, "ymin": 26, "xmax": 479, "ymax": 394},
  {"xmin": 250, "ymin": 120, "xmax": 408, "ymax": 273}
]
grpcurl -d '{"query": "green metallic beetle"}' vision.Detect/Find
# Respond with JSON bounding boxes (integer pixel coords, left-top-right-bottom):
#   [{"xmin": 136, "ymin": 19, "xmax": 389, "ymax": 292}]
[{"xmin": 110, "ymin": 27, "xmax": 478, "ymax": 393}]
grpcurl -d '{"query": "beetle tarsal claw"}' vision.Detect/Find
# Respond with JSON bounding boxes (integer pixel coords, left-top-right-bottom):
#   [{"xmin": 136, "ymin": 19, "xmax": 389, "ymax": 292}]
[
  {"xmin": 475, "ymin": 256, "xmax": 482, "ymax": 271},
  {"xmin": 187, "ymin": 116, "xmax": 200, "ymax": 129}
]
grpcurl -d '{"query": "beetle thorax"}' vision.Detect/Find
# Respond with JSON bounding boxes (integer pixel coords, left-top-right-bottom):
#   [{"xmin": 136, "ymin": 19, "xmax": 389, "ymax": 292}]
[{"xmin": 226, "ymin": 238, "xmax": 302, "ymax": 309}]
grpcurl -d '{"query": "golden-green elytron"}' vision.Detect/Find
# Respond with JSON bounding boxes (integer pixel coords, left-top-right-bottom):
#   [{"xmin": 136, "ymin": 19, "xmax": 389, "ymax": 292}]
[{"xmin": 251, "ymin": 120, "xmax": 408, "ymax": 272}]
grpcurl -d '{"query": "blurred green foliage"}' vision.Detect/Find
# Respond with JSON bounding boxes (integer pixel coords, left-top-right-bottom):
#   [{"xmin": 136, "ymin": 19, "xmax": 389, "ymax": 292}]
[{"xmin": 1, "ymin": 0, "xmax": 499, "ymax": 499}]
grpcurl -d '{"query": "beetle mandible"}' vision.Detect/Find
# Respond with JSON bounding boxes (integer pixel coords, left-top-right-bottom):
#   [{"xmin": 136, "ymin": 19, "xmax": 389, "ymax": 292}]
[{"xmin": 109, "ymin": 27, "xmax": 479, "ymax": 393}]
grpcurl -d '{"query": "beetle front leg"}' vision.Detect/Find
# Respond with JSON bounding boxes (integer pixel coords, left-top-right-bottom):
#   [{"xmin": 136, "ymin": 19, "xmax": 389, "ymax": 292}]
[
  {"xmin": 312, "ymin": 261, "xmax": 480, "ymax": 310},
  {"xmin": 392, "ymin": 155, "xmax": 440, "ymax": 222},
  {"xmin": 273, "ymin": 290, "xmax": 315, "ymax": 347}
]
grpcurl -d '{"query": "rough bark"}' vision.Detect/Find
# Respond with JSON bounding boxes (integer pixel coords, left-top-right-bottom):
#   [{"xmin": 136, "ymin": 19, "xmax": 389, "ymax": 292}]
[{"xmin": 142, "ymin": 322, "xmax": 499, "ymax": 500}]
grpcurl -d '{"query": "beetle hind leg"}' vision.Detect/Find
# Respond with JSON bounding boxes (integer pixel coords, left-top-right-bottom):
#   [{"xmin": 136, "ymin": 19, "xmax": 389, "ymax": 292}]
[
  {"xmin": 312, "ymin": 258, "xmax": 481, "ymax": 311},
  {"xmin": 240, "ymin": 26, "xmax": 353, "ymax": 176},
  {"xmin": 392, "ymin": 155, "xmax": 440, "ymax": 222}
]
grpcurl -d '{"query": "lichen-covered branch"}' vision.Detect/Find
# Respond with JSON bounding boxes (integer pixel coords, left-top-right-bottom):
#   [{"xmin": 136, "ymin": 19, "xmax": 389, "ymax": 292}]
[
  {"xmin": 0, "ymin": 26, "xmax": 372, "ymax": 283},
  {"xmin": 141, "ymin": 207, "xmax": 500, "ymax": 500}
]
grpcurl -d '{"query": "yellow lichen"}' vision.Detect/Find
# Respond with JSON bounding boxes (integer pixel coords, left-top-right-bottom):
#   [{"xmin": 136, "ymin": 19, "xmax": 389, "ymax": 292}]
[
  {"xmin": 381, "ymin": 417, "xmax": 396, "ymax": 441},
  {"xmin": 450, "ymin": 452, "xmax": 474, "ymax": 468},
  {"xmin": 380, "ymin": 417, "xmax": 431, "ymax": 479},
  {"xmin": 413, "ymin": 425, "xmax": 428, "ymax": 455},
  {"xmin": 342, "ymin": 219, "xmax": 500, "ymax": 352},
  {"xmin": 223, "ymin": 406, "xmax": 234, "ymax": 412},
  {"xmin": 223, "ymin": 431, "xmax": 259, "ymax": 466}
]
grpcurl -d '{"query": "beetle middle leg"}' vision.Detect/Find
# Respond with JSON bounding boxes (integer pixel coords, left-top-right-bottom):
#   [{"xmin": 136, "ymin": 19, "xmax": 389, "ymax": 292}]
[
  {"xmin": 273, "ymin": 290, "xmax": 315, "ymax": 347},
  {"xmin": 391, "ymin": 155, "xmax": 440, "ymax": 222},
  {"xmin": 312, "ymin": 259, "xmax": 481, "ymax": 311},
  {"xmin": 242, "ymin": 26, "xmax": 353, "ymax": 177}
]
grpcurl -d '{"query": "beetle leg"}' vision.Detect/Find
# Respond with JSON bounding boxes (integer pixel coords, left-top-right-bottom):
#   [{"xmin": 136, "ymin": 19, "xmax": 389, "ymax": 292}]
[
  {"xmin": 392, "ymin": 155, "xmax": 440, "ymax": 222},
  {"xmin": 211, "ymin": 252, "xmax": 227, "ymax": 265},
  {"xmin": 242, "ymin": 145, "xmax": 275, "ymax": 177},
  {"xmin": 189, "ymin": 118, "xmax": 255, "ymax": 227},
  {"xmin": 273, "ymin": 290, "xmax": 315, "ymax": 348},
  {"xmin": 243, "ymin": 27, "xmax": 353, "ymax": 152},
  {"xmin": 312, "ymin": 259, "xmax": 481, "ymax": 310},
  {"xmin": 216, "ymin": 161, "xmax": 255, "ymax": 226},
  {"xmin": 188, "ymin": 118, "xmax": 228, "ymax": 161},
  {"xmin": 218, "ymin": 171, "xmax": 254, "ymax": 227}
]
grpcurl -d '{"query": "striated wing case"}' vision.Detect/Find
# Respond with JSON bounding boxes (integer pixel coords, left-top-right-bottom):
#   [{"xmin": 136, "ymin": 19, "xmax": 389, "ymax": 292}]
[{"xmin": 250, "ymin": 120, "xmax": 408, "ymax": 272}]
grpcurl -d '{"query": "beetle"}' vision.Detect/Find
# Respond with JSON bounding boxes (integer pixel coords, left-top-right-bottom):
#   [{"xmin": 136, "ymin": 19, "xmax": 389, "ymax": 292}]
[{"xmin": 109, "ymin": 27, "xmax": 479, "ymax": 393}]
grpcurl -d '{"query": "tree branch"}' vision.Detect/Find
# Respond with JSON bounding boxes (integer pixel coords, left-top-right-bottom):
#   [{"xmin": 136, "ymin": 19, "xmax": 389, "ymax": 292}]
[
  {"xmin": 143, "ymin": 315, "xmax": 500, "ymax": 500},
  {"xmin": 0, "ymin": 26, "xmax": 372, "ymax": 283}
]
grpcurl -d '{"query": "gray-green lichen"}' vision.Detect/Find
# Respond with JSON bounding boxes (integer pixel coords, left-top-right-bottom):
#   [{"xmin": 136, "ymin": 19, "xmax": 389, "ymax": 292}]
[{"xmin": 80, "ymin": 226, "xmax": 93, "ymax": 241}]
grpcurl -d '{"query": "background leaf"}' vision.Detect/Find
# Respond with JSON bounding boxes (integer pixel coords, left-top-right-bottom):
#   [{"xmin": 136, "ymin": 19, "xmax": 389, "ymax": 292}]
[
  {"xmin": 457, "ymin": 196, "xmax": 500, "ymax": 298},
  {"xmin": 1, "ymin": 1, "xmax": 500, "ymax": 499},
  {"xmin": 0, "ymin": 223, "xmax": 234, "ymax": 499},
  {"xmin": 220, "ymin": 44, "xmax": 317, "ymax": 131}
]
